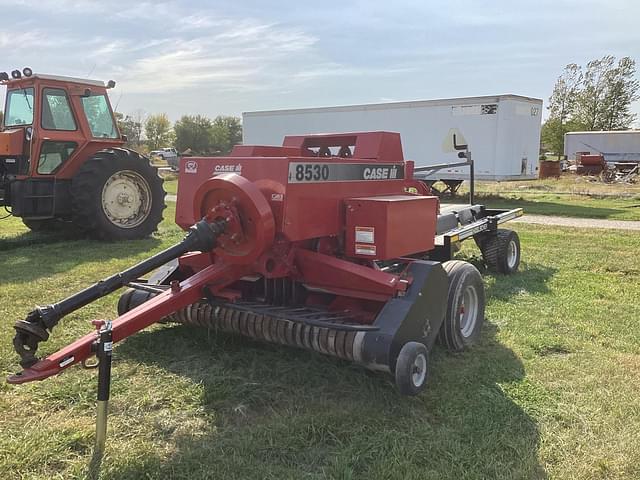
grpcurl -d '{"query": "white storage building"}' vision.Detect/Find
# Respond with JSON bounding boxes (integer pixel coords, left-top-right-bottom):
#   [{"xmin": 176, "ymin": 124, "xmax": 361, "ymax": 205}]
[{"xmin": 243, "ymin": 95, "xmax": 543, "ymax": 182}]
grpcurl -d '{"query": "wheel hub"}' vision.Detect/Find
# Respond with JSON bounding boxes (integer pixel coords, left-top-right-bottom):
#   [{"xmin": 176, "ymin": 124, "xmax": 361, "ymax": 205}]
[
  {"xmin": 507, "ymin": 240, "xmax": 518, "ymax": 269},
  {"xmin": 411, "ymin": 353, "xmax": 427, "ymax": 387},
  {"xmin": 459, "ymin": 284, "xmax": 479, "ymax": 338},
  {"xmin": 101, "ymin": 170, "xmax": 152, "ymax": 229}
]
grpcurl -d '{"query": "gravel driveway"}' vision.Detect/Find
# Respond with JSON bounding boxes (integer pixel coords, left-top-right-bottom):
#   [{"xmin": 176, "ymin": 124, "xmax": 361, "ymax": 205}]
[{"xmin": 512, "ymin": 214, "xmax": 640, "ymax": 230}]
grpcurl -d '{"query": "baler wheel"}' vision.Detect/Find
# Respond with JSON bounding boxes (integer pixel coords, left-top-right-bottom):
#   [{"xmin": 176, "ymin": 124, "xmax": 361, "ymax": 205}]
[
  {"xmin": 394, "ymin": 342, "xmax": 429, "ymax": 396},
  {"xmin": 438, "ymin": 260, "xmax": 485, "ymax": 352},
  {"xmin": 476, "ymin": 229, "xmax": 521, "ymax": 274}
]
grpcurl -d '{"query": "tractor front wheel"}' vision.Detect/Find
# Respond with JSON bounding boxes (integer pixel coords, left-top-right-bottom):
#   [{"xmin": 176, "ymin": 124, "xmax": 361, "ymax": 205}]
[{"xmin": 71, "ymin": 149, "xmax": 165, "ymax": 240}]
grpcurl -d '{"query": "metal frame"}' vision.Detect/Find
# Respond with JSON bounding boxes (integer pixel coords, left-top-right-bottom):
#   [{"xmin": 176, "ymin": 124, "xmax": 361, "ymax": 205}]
[
  {"xmin": 413, "ymin": 151, "xmax": 475, "ymax": 204},
  {"xmin": 435, "ymin": 207, "xmax": 523, "ymax": 248}
]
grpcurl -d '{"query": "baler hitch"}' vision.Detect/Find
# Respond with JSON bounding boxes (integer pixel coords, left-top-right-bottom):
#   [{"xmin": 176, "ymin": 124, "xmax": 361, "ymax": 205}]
[{"xmin": 12, "ymin": 218, "xmax": 226, "ymax": 369}]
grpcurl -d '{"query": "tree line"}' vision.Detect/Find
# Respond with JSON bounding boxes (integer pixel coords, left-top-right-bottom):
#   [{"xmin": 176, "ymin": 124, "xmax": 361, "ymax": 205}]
[
  {"xmin": 116, "ymin": 112, "xmax": 243, "ymax": 155},
  {"xmin": 542, "ymin": 55, "xmax": 639, "ymax": 155}
]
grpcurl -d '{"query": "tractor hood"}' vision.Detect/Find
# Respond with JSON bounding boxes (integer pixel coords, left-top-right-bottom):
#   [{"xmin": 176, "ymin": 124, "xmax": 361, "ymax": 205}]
[{"xmin": 0, "ymin": 129, "xmax": 25, "ymax": 156}]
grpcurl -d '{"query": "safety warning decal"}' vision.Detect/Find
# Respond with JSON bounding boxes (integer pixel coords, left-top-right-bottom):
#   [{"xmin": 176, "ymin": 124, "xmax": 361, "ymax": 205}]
[
  {"xmin": 355, "ymin": 226, "xmax": 375, "ymax": 244},
  {"xmin": 184, "ymin": 160, "xmax": 198, "ymax": 174},
  {"xmin": 355, "ymin": 244, "xmax": 376, "ymax": 256}
]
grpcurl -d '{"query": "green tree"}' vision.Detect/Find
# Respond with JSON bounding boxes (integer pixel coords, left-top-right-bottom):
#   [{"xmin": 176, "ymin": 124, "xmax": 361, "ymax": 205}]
[
  {"xmin": 545, "ymin": 63, "xmax": 584, "ymax": 155},
  {"xmin": 541, "ymin": 117, "xmax": 585, "ymax": 157},
  {"xmin": 174, "ymin": 115, "xmax": 214, "ymax": 154},
  {"xmin": 145, "ymin": 113, "xmax": 173, "ymax": 150},
  {"xmin": 601, "ymin": 57, "xmax": 639, "ymax": 130},
  {"xmin": 212, "ymin": 116, "xmax": 242, "ymax": 154},
  {"xmin": 576, "ymin": 55, "xmax": 639, "ymax": 130},
  {"xmin": 173, "ymin": 115, "xmax": 242, "ymax": 155}
]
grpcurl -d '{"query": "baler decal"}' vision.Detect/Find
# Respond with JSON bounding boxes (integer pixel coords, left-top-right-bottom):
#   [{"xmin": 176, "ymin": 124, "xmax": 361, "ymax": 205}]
[{"xmin": 288, "ymin": 163, "xmax": 404, "ymax": 183}]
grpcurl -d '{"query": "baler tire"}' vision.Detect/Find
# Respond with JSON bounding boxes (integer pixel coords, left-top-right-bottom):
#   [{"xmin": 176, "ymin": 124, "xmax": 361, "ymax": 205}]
[
  {"xmin": 394, "ymin": 342, "xmax": 429, "ymax": 396},
  {"xmin": 477, "ymin": 229, "xmax": 520, "ymax": 274},
  {"xmin": 70, "ymin": 149, "xmax": 165, "ymax": 240},
  {"xmin": 438, "ymin": 260, "xmax": 485, "ymax": 352}
]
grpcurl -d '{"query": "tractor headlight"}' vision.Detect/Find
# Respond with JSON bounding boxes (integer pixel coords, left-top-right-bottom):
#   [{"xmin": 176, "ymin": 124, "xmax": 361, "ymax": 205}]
[
  {"xmin": 11, "ymin": 69, "xmax": 21, "ymax": 79},
  {"xmin": 22, "ymin": 67, "xmax": 33, "ymax": 77},
  {"xmin": 0, "ymin": 72, "xmax": 8, "ymax": 81}
]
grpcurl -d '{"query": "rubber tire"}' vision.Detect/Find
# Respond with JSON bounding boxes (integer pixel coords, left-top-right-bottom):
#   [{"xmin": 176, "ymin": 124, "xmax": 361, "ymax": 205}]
[
  {"xmin": 476, "ymin": 229, "xmax": 521, "ymax": 274},
  {"xmin": 394, "ymin": 342, "xmax": 429, "ymax": 396},
  {"xmin": 70, "ymin": 148, "xmax": 165, "ymax": 240},
  {"xmin": 22, "ymin": 218, "xmax": 64, "ymax": 232},
  {"xmin": 438, "ymin": 260, "xmax": 485, "ymax": 352}
]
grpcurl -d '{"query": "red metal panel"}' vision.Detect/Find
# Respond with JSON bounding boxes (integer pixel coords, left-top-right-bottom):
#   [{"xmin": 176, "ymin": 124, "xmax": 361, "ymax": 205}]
[
  {"xmin": 282, "ymin": 131, "xmax": 404, "ymax": 163},
  {"xmin": 230, "ymin": 145, "xmax": 301, "ymax": 157},
  {"xmin": 345, "ymin": 195, "xmax": 437, "ymax": 260},
  {"xmin": 0, "ymin": 129, "xmax": 24, "ymax": 155},
  {"xmin": 294, "ymin": 248, "xmax": 402, "ymax": 302}
]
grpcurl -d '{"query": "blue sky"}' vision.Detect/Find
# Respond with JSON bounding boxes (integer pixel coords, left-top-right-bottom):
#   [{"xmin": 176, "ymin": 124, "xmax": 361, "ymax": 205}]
[{"xmin": 1, "ymin": 0, "xmax": 638, "ymax": 122}]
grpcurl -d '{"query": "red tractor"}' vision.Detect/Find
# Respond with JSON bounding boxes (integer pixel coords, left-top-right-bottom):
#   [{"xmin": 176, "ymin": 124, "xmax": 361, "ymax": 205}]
[{"xmin": 0, "ymin": 68, "xmax": 165, "ymax": 239}]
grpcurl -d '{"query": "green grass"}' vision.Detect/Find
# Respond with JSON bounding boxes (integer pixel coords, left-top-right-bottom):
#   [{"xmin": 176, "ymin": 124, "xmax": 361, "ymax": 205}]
[
  {"xmin": 163, "ymin": 177, "xmax": 178, "ymax": 195},
  {"xmin": 477, "ymin": 193, "xmax": 640, "ymax": 221},
  {"xmin": 1, "ymin": 212, "xmax": 639, "ymax": 479},
  {"xmin": 441, "ymin": 175, "xmax": 640, "ymax": 221}
]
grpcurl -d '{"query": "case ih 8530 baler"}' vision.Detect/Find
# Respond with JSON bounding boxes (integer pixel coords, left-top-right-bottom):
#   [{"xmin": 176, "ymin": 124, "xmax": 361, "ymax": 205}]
[{"xmin": 8, "ymin": 131, "xmax": 522, "ymax": 466}]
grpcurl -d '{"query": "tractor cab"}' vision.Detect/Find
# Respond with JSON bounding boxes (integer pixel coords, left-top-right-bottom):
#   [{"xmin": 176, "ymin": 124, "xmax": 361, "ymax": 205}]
[{"xmin": 0, "ymin": 68, "xmax": 164, "ymax": 240}]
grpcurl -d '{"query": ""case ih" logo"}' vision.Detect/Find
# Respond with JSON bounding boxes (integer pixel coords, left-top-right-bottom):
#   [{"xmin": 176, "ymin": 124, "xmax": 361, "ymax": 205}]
[{"xmin": 214, "ymin": 164, "xmax": 242, "ymax": 173}]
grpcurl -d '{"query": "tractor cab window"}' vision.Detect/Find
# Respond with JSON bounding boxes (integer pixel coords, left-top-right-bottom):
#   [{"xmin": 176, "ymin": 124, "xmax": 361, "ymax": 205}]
[
  {"xmin": 42, "ymin": 88, "xmax": 77, "ymax": 131},
  {"xmin": 5, "ymin": 88, "xmax": 34, "ymax": 127},
  {"xmin": 80, "ymin": 94, "xmax": 118, "ymax": 139}
]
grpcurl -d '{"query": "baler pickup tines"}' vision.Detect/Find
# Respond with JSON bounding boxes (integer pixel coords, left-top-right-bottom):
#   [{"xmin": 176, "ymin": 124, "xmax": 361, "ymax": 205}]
[{"xmin": 225, "ymin": 302, "xmax": 380, "ymax": 331}]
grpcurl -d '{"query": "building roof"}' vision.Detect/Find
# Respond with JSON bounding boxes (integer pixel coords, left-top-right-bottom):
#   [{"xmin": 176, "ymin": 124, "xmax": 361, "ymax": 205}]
[{"xmin": 244, "ymin": 94, "xmax": 543, "ymax": 117}]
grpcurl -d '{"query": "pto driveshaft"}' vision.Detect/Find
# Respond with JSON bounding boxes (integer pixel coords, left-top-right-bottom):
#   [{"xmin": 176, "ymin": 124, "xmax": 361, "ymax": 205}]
[{"xmin": 12, "ymin": 218, "xmax": 226, "ymax": 368}]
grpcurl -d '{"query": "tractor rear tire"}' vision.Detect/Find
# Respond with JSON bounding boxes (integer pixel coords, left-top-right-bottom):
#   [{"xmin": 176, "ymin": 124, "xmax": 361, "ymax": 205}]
[
  {"xmin": 394, "ymin": 342, "xmax": 429, "ymax": 396},
  {"xmin": 438, "ymin": 260, "xmax": 485, "ymax": 352},
  {"xmin": 476, "ymin": 229, "xmax": 521, "ymax": 274},
  {"xmin": 71, "ymin": 149, "xmax": 165, "ymax": 240},
  {"xmin": 22, "ymin": 218, "xmax": 63, "ymax": 232}
]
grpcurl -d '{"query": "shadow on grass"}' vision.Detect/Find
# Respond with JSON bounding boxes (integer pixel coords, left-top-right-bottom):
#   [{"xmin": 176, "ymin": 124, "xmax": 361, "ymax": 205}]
[
  {"xmin": 109, "ymin": 319, "xmax": 546, "ymax": 479},
  {"xmin": 0, "ymin": 226, "xmax": 87, "ymax": 252},
  {"xmin": 0, "ymin": 235, "xmax": 162, "ymax": 284},
  {"xmin": 477, "ymin": 194, "xmax": 625, "ymax": 219},
  {"xmin": 484, "ymin": 264, "xmax": 558, "ymax": 301}
]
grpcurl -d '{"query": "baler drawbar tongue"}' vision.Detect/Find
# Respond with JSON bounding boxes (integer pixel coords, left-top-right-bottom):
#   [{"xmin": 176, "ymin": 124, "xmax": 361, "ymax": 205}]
[{"xmin": 9, "ymin": 217, "xmax": 226, "ymax": 382}]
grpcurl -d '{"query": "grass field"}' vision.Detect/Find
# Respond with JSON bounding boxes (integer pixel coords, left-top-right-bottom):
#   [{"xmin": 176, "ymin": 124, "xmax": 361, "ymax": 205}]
[
  {"xmin": 1, "ymin": 208, "xmax": 639, "ymax": 479},
  {"xmin": 453, "ymin": 175, "xmax": 640, "ymax": 221}
]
